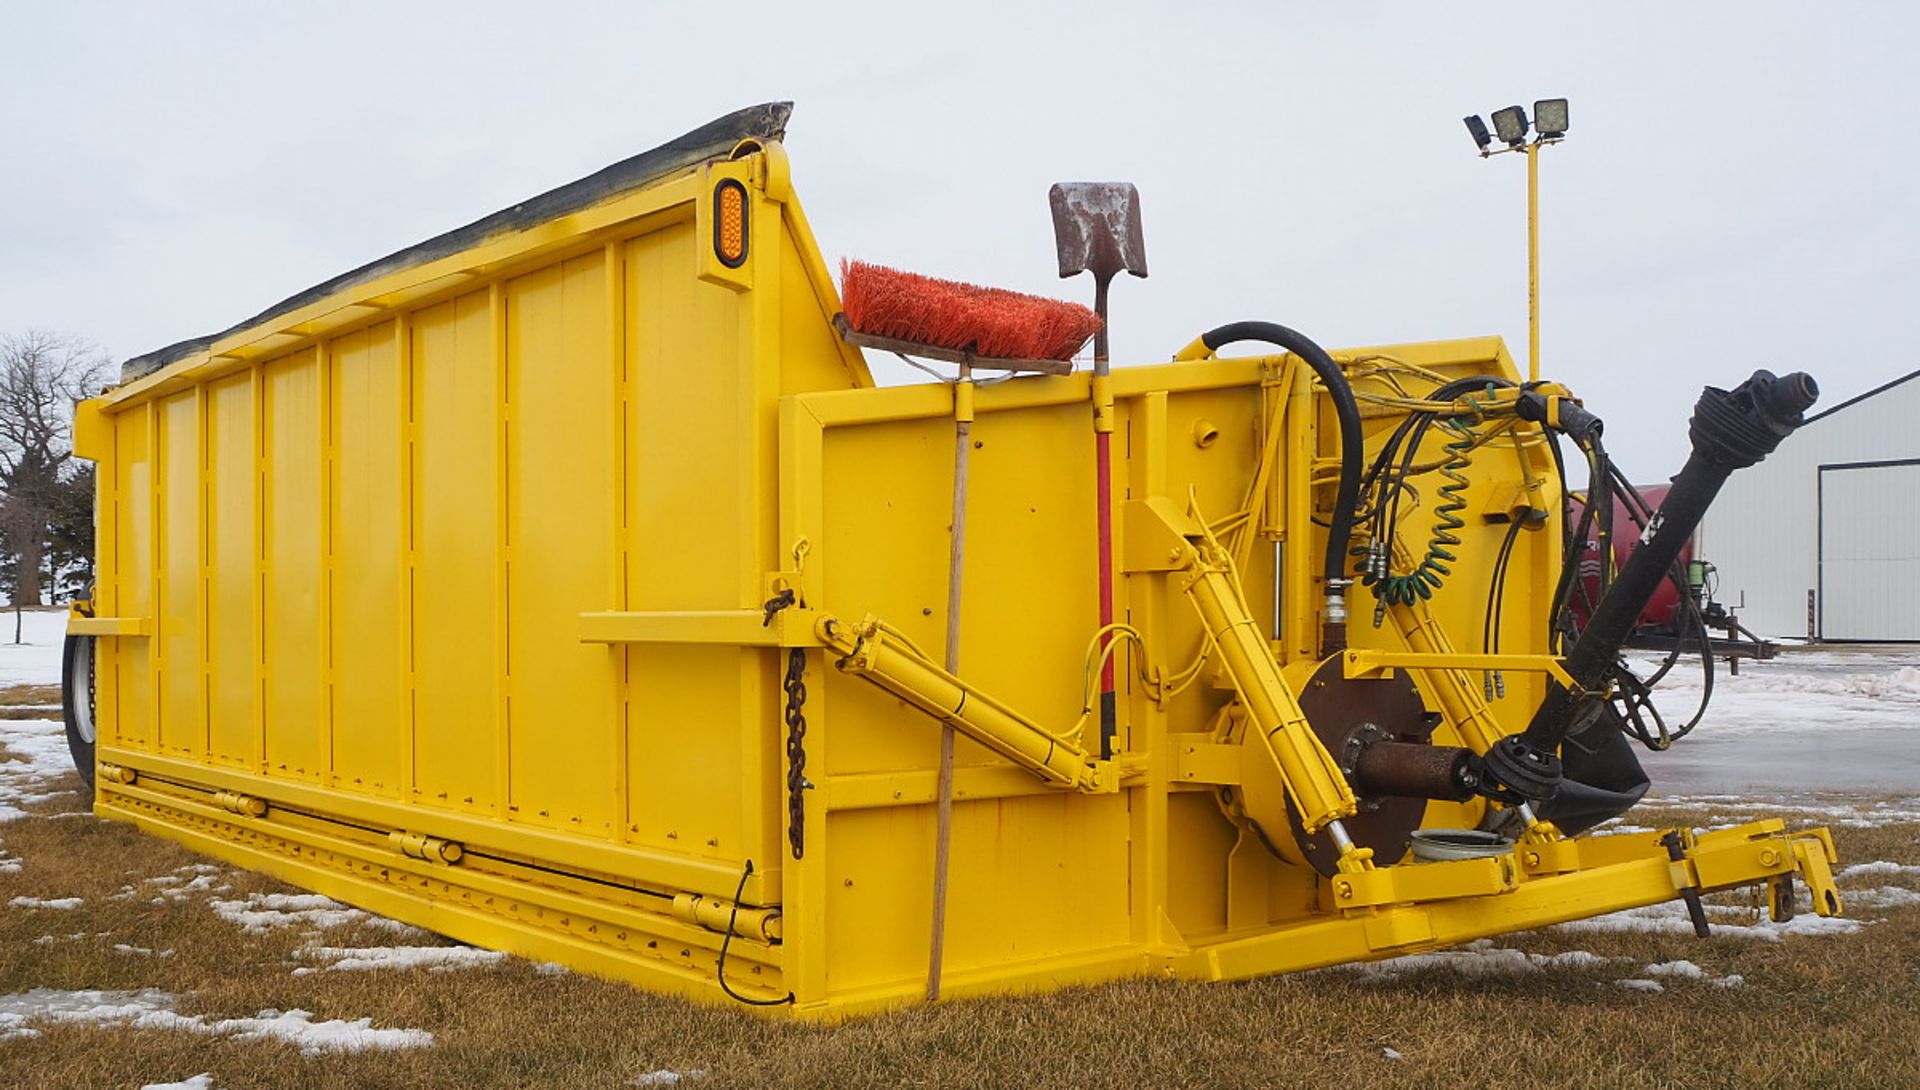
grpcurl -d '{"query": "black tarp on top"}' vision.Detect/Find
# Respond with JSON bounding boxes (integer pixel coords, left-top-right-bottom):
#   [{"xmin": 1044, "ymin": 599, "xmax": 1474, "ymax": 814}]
[{"xmin": 121, "ymin": 101, "xmax": 793, "ymax": 382}]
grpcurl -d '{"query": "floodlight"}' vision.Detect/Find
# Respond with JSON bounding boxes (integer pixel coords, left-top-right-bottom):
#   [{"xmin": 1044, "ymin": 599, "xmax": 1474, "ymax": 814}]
[
  {"xmin": 1534, "ymin": 98, "xmax": 1568, "ymax": 139},
  {"xmin": 1464, "ymin": 115, "xmax": 1493, "ymax": 151},
  {"xmin": 1491, "ymin": 105, "xmax": 1529, "ymax": 146}
]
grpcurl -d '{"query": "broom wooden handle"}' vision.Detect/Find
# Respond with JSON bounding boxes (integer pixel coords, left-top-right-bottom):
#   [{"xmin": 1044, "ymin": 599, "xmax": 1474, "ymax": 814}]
[{"xmin": 927, "ymin": 363, "xmax": 972, "ymax": 1001}]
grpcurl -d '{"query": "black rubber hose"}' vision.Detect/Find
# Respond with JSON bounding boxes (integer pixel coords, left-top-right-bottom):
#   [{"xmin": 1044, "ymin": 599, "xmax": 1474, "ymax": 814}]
[{"xmin": 1198, "ymin": 322, "xmax": 1362, "ymax": 588}]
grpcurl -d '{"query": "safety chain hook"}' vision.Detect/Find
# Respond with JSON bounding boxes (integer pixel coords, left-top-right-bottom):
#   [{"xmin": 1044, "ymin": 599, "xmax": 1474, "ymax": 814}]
[{"xmin": 784, "ymin": 648, "xmax": 811, "ymax": 859}]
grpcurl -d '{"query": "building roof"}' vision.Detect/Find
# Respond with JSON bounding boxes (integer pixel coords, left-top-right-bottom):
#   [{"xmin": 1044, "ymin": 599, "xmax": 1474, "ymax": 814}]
[{"xmin": 1805, "ymin": 367, "xmax": 1920, "ymax": 424}]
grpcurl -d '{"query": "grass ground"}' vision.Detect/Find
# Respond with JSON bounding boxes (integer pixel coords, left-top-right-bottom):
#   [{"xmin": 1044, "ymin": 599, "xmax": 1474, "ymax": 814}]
[{"xmin": 3, "ymin": 753, "xmax": 1917, "ymax": 1089}]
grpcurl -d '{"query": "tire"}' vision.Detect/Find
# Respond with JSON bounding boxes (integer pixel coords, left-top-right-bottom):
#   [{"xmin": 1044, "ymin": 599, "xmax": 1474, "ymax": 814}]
[{"xmin": 62, "ymin": 634, "xmax": 96, "ymax": 794}]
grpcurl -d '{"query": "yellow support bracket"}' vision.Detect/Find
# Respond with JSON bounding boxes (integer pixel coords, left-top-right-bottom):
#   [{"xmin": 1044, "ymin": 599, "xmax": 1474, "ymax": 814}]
[
  {"xmin": 1341, "ymin": 648, "xmax": 1576, "ymax": 690},
  {"xmin": 1325, "ymin": 853, "xmax": 1520, "ymax": 909},
  {"xmin": 66, "ymin": 615, "xmax": 151, "ymax": 637}
]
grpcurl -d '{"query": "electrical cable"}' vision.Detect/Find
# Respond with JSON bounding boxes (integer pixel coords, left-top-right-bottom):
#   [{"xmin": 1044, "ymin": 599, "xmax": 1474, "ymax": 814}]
[
  {"xmin": 715, "ymin": 859, "xmax": 794, "ymax": 1007},
  {"xmin": 1483, "ymin": 514, "xmax": 1528, "ymax": 654}
]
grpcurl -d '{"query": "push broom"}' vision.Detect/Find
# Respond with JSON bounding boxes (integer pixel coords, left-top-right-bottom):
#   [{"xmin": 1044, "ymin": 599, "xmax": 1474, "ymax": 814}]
[{"xmin": 836, "ymin": 259, "xmax": 1101, "ymax": 1001}]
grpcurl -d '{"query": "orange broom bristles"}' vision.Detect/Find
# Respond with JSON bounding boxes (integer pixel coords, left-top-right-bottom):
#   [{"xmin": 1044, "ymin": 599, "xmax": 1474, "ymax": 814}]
[{"xmin": 839, "ymin": 259, "xmax": 1102, "ymax": 362}]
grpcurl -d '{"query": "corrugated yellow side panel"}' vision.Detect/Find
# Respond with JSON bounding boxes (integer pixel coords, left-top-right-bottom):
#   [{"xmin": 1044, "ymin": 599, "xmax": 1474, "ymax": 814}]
[
  {"xmin": 505, "ymin": 252, "xmax": 617, "ymax": 835},
  {"xmin": 110, "ymin": 406, "xmax": 152, "ymax": 749},
  {"xmin": 206, "ymin": 373, "xmax": 256, "ymax": 770},
  {"xmin": 156, "ymin": 390, "xmax": 200, "ymax": 758},
  {"xmin": 411, "ymin": 292, "xmax": 499, "ymax": 814},
  {"xmin": 330, "ymin": 323, "xmax": 404, "ymax": 797},
  {"xmin": 622, "ymin": 221, "xmax": 761, "ymax": 868},
  {"xmin": 263, "ymin": 351, "xmax": 325, "ymax": 783}
]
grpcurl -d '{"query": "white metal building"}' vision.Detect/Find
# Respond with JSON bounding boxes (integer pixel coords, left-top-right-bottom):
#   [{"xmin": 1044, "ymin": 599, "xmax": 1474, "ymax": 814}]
[{"xmin": 1698, "ymin": 370, "xmax": 1920, "ymax": 641}]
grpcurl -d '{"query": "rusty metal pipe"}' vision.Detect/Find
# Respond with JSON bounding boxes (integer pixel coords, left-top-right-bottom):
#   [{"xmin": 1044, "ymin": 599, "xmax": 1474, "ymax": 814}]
[{"xmin": 1351, "ymin": 741, "xmax": 1477, "ymax": 802}]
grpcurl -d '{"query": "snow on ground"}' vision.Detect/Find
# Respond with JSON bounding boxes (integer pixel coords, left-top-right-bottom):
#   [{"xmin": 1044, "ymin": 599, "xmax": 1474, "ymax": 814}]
[
  {"xmin": 1552, "ymin": 899, "xmax": 1866, "ymax": 941},
  {"xmin": 112, "ymin": 944, "xmax": 176, "ymax": 959},
  {"xmin": 1634, "ymin": 793, "xmax": 1920, "ymax": 829},
  {"xmin": 0, "ymin": 608, "xmax": 67, "ymax": 688},
  {"xmin": 0, "ymin": 987, "xmax": 433, "ymax": 1053},
  {"xmin": 293, "ymin": 944, "xmax": 507, "ymax": 975},
  {"xmin": 145, "ymin": 873, "xmax": 232, "ymax": 905},
  {"xmin": 1338, "ymin": 939, "xmax": 1623, "ymax": 982},
  {"xmin": 9, "ymin": 895, "xmax": 84, "ymax": 910},
  {"xmin": 0, "ymin": 716, "xmax": 73, "ymax": 822},
  {"xmin": 1838, "ymin": 861, "xmax": 1920, "ymax": 881},
  {"xmin": 141, "ymin": 1076, "xmax": 215, "ymax": 1090},
  {"xmin": 1635, "ymin": 644, "xmax": 1920, "ymax": 796},
  {"xmin": 632, "ymin": 1071, "xmax": 706, "ymax": 1087},
  {"xmin": 1838, "ymin": 886, "xmax": 1920, "ymax": 909},
  {"xmin": 0, "ymin": 612, "xmax": 76, "ymax": 819},
  {"xmin": 207, "ymin": 892, "xmax": 423, "ymax": 938}
]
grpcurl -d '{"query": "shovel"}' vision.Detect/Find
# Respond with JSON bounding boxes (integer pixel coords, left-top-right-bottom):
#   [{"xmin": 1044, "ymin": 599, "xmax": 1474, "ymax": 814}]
[{"xmin": 1049, "ymin": 183, "xmax": 1147, "ymax": 760}]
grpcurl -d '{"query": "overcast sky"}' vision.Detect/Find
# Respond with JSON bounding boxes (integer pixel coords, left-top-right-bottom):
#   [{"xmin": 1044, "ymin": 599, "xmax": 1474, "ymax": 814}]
[{"xmin": 3, "ymin": 3, "xmax": 1913, "ymax": 473}]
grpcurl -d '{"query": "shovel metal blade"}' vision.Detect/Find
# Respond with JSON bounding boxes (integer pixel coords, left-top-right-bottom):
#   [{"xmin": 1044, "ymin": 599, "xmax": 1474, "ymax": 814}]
[{"xmin": 1048, "ymin": 182, "xmax": 1148, "ymax": 282}]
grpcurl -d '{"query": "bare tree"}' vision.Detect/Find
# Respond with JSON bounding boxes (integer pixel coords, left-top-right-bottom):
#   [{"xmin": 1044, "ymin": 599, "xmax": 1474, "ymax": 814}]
[{"xmin": 0, "ymin": 330, "xmax": 110, "ymax": 608}]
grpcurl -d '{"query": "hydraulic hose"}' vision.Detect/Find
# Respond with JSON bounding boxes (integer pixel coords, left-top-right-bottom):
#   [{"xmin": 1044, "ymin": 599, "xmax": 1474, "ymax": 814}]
[{"xmin": 1196, "ymin": 322, "xmax": 1361, "ymax": 651}]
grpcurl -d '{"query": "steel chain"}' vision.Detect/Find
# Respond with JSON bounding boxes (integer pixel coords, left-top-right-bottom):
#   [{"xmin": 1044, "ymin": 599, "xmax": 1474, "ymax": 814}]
[{"xmin": 783, "ymin": 647, "xmax": 810, "ymax": 859}]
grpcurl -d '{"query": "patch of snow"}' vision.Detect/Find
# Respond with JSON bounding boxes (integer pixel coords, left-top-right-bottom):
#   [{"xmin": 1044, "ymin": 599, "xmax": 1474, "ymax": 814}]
[
  {"xmin": 1537, "ymin": 949, "xmax": 1612, "ymax": 968},
  {"xmin": 1837, "ymin": 861, "xmax": 1920, "ymax": 882},
  {"xmin": 1639, "ymin": 795, "xmax": 1920, "ymax": 825},
  {"xmin": 1381, "ymin": 1047, "xmax": 1403, "ymax": 1061},
  {"xmin": 227, "ymin": 1007, "xmax": 434, "ymax": 1055},
  {"xmin": 1841, "ymin": 886, "xmax": 1920, "ymax": 910},
  {"xmin": 140, "ymin": 1076, "xmax": 214, "ymax": 1090},
  {"xmin": 113, "ymin": 944, "xmax": 175, "ymax": 958},
  {"xmin": 1633, "ymin": 657, "xmax": 1920, "ymax": 706},
  {"xmin": 1614, "ymin": 978, "xmax": 1664, "ymax": 992},
  {"xmin": 533, "ymin": 961, "xmax": 570, "ymax": 976},
  {"xmin": 0, "ymin": 716, "xmax": 74, "ymax": 821},
  {"xmin": 632, "ymin": 1071, "xmax": 705, "ymax": 1087},
  {"xmin": 149, "ymin": 873, "xmax": 231, "ymax": 904},
  {"xmin": 210, "ymin": 890, "xmax": 412, "ymax": 932},
  {"xmin": 1713, "ymin": 974, "xmax": 1746, "ymax": 988},
  {"xmin": 1644, "ymin": 959, "xmax": 1706, "ymax": 979},
  {"xmin": 1554, "ymin": 900, "xmax": 1867, "ymax": 941},
  {"xmin": 0, "ymin": 609, "xmax": 69, "ymax": 687},
  {"xmin": 0, "ymin": 987, "xmax": 433, "ymax": 1055},
  {"xmin": 10, "ymin": 895, "xmax": 83, "ymax": 910},
  {"xmin": 293, "ymin": 944, "xmax": 506, "ymax": 975},
  {"xmin": 1343, "ymin": 939, "xmax": 1621, "ymax": 981}
]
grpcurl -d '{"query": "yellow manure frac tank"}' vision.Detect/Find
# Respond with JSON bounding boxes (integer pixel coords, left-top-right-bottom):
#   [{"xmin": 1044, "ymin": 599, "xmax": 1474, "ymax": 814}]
[{"xmin": 63, "ymin": 102, "xmax": 1842, "ymax": 1017}]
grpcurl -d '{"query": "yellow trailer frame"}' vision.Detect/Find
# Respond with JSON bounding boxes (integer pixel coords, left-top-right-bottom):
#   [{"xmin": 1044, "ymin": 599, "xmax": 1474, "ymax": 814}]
[{"xmin": 68, "ymin": 103, "xmax": 1841, "ymax": 1018}]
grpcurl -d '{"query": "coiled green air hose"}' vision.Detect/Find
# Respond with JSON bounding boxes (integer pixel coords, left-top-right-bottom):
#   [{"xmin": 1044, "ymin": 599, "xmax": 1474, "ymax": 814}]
[{"xmin": 1357, "ymin": 393, "xmax": 1488, "ymax": 606}]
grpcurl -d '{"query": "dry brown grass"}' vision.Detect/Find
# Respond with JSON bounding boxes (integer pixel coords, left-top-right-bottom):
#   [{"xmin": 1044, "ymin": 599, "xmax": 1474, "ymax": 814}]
[
  {"xmin": 0, "ymin": 683, "xmax": 60, "ymax": 706},
  {"xmin": 4, "ymin": 766, "xmax": 1918, "ymax": 1089}
]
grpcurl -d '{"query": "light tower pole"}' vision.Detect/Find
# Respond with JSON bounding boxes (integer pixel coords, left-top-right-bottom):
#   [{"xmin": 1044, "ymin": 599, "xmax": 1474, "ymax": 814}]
[{"xmin": 1465, "ymin": 99, "xmax": 1568, "ymax": 384}]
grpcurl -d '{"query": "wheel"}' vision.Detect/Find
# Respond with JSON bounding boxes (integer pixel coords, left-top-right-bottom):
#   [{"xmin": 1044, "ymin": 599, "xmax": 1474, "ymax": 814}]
[{"xmin": 62, "ymin": 634, "xmax": 96, "ymax": 793}]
